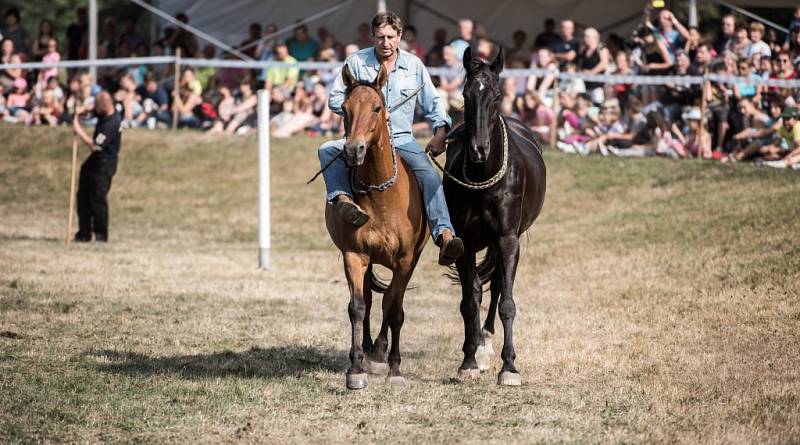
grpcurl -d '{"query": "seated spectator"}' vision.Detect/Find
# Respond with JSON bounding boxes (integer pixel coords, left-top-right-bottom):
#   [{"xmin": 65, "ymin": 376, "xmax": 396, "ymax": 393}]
[
  {"xmin": 516, "ymin": 90, "xmax": 553, "ymax": 140},
  {"xmin": 426, "ymin": 28, "xmax": 448, "ymax": 66},
  {"xmin": 555, "ymin": 92, "xmax": 596, "ymax": 153},
  {"xmin": 672, "ymin": 107, "xmax": 712, "ymax": 158},
  {"xmin": 726, "ymin": 98, "xmax": 783, "ymax": 162},
  {"xmin": 662, "ymin": 50, "xmax": 701, "ymax": 122},
  {"xmin": 31, "ymin": 88, "xmax": 60, "ymax": 127},
  {"xmin": 173, "ymin": 76, "xmax": 203, "ymax": 128},
  {"xmin": 272, "ymin": 82, "xmax": 330, "ymax": 138},
  {"xmin": 683, "ymin": 26, "xmax": 702, "ymax": 60},
  {"xmin": 706, "ymin": 62, "xmax": 733, "ymax": 151},
  {"xmin": 602, "ymin": 96, "xmax": 649, "ymax": 152},
  {"xmin": 135, "ymin": 73, "xmax": 170, "ymax": 128},
  {"xmin": 114, "ymin": 74, "xmax": 142, "ymax": 127},
  {"xmin": 450, "ymin": 19, "xmax": 474, "ymax": 61},
  {"xmin": 208, "ymin": 84, "xmax": 236, "ymax": 134},
  {"xmin": 755, "ymin": 107, "xmax": 800, "ymax": 168},
  {"xmin": 608, "ymin": 50, "xmax": 634, "ymax": 110},
  {"xmin": 180, "ymin": 67, "xmax": 203, "ymax": 97},
  {"xmin": 583, "ymin": 99, "xmax": 626, "ymax": 155},
  {"xmin": 7, "ymin": 77, "xmax": 30, "ymax": 123},
  {"xmin": 507, "ymin": 30, "xmax": 530, "ymax": 67},
  {"xmin": 222, "ymin": 79, "xmax": 257, "ymax": 135},
  {"xmin": 733, "ymin": 58, "xmax": 763, "ymax": 102},
  {"xmin": 194, "ymin": 44, "xmax": 218, "ymax": 91},
  {"xmin": 499, "ymin": 77, "xmax": 519, "ymax": 118},
  {"xmin": 769, "ymin": 51, "xmax": 797, "ymax": 91},
  {"xmin": 0, "ymin": 84, "xmax": 7, "ymax": 121}
]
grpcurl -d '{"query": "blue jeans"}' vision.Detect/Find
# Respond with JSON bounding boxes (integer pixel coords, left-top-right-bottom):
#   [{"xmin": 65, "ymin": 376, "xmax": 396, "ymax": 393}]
[{"xmin": 318, "ymin": 138, "xmax": 455, "ymax": 241}]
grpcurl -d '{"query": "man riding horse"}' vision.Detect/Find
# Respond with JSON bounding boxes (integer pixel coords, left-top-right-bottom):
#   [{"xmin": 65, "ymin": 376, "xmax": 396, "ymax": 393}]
[{"xmin": 318, "ymin": 11, "xmax": 464, "ymax": 265}]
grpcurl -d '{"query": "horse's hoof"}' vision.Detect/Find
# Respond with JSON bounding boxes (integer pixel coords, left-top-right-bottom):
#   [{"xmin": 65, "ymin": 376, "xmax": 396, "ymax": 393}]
[
  {"xmin": 365, "ymin": 359, "xmax": 389, "ymax": 375},
  {"xmin": 385, "ymin": 375, "xmax": 406, "ymax": 385},
  {"xmin": 476, "ymin": 347, "xmax": 491, "ymax": 371},
  {"xmin": 497, "ymin": 371, "xmax": 522, "ymax": 386},
  {"xmin": 457, "ymin": 368, "xmax": 480, "ymax": 380},
  {"xmin": 346, "ymin": 373, "xmax": 368, "ymax": 390}
]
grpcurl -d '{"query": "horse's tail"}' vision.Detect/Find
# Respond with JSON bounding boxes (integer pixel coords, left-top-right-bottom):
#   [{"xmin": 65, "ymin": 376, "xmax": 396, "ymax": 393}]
[
  {"xmin": 445, "ymin": 246, "xmax": 500, "ymax": 290},
  {"xmin": 366, "ymin": 264, "xmax": 389, "ymax": 294},
  {"xmin": 476, "ymin": 245, "xmax": 500, "ymax": 287}
]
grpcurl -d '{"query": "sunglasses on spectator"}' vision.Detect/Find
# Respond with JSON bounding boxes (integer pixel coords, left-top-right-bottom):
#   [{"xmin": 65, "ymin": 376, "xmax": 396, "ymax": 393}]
[{"xmin": 780, "ymin": 58, "xmax": 791, "ymax": 63}]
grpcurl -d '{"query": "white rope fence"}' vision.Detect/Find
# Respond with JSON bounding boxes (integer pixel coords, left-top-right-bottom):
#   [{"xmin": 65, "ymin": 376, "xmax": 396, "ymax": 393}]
[{"xmin": 4, "ymin": 56, "xmax": 800, "ymax": 88}]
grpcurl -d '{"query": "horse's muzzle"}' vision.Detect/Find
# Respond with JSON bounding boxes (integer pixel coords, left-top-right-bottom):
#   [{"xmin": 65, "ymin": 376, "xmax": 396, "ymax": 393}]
[
  {"xmin": 344, "ymin": 140, "xmax": 367, "ymax": 166},
  {"xmin": 469, "ymin": 144, "xmax": 488, "ymax": 163}
]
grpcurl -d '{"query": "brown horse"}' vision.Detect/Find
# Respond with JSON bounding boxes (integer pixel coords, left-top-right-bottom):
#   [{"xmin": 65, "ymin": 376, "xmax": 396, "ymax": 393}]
[{"xmin": 324, "ymin": 64, "xmax": 429, "ymax": 390}]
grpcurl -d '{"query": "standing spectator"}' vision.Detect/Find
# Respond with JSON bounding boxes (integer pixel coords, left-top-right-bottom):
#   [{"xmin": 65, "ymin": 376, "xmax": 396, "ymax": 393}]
[
  {"xmin": 426, "ymin": 28, "xmax": 448, "ymax": 66},
  {"xmin": 654, "ymin": 9, "xmax": 689, "ymax": 62},
  {"xmin": 683, "ymin": 26, "xmax": 702, "ymax": 60},
  {"xmin": 256, "ymin": 23, "xmax": 278, "ymax": 60},
  {"xmin": 0, "ymin": 38, "xmax": 22, "ymax": 90},
  {"xmin": 450, "ymin": 18, "xmax": 474, "ymax": 61},
  {"xmin": 746, "ymin": 22, "xmax": 771, "ymax": 59},
  {"xmin": 551, "ymin": 19, "xmax": 580, "ymax": 68},
  {"xmin": 194, "ymin": 44, "xmax": 217, "ymax": 91},
  {"xmin": 119, "ymin": 17, "xmax": 147, "ymax": 52},
  {"xmin": 730, "ymin": 24, "xmax": 751, "ymax": 58},
  {"xmin": 526, "ymin": 47, "xmax": 557, "ymax": 104},
  {"xmin": 769, "ymin": 51, "xmax": 797, "ymax": 90},
  {"xmin": 31, "ymin": 19, "xmax": 55, "ymax": 61},
  {"xmin": 286, "ymin": 24, "xmax": 319, "ymax": 62},
  {"xmin": 66, "ymin": 6, "xmax": 88, "ymax": 61},
  {"xmin": 437, "ymin": 45, "xmax": 465, "ymax": 113},
  {"xmin": 662, "ymin": 50, "xmax": 700, "ymax": 122},
  {"xmin": 507, "ymin": 30, "xmax": 530, "ymax": 67},
  {"xmin": 36, "ymin": 38, "xmax": 60, "ymax": 86},
  {"xmin": 353, "ymin": 22, "xmax": 372, "ymax": 49},
  {"xmin": 169, "ymin": 13, "xmax": 198, "ymax": 57},
  {"xmin": 534, "ymin": 18, "xmax": 560, "ymax": 50},
  {"xmin": 692, "ymin": 41, "xmax": 713, "ymax": 74},
  {"xmin": 714, "ymin": 14, "xmax": 736, "ymax": 55},
  {"xmin": 239, "ymin": 23, "xmax": 262, "ymax": 59},
  {"xmin": 633, "ymin": 26, "xmax": 672, "ymax": 104},
  {"xmin": 265, "ymin": 43, "xmax": 298, "ymax": 92},
  {"xmin": 578, "ymin": 27, "xmax": 610, "ymax": 104},
  {"xmin": 2, "ymin": 9, "xmax": 29, "ymax": 58},
  {"xmin": 402, "ymin": 25, "xmax": 425, "ymax": 61},
  {"xmin": 733, "ymin": 58, "xmax": 763, "ymax": 102}
]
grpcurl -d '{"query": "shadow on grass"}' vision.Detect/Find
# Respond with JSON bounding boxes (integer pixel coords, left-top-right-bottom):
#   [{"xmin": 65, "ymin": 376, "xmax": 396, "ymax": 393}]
[
  {"xmin": 83, "ymin": 346, "xmax": 349, "ymax": 379},
  {"xmin": 0, "ymin": 233, "xmax": 60, "ymax": 243}
]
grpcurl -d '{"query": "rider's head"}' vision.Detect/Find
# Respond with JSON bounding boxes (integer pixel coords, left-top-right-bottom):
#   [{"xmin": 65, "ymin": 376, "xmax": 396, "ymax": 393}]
[{"xmin": 371, "ymin": 12, "xmax": 403, "ymax": 61}]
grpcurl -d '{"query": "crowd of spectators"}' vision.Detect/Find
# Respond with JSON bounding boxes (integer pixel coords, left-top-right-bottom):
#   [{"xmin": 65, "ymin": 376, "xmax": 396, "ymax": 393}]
[{"xmin": 2, "ymin": 5, "xmax": 800, "ymax": 168}]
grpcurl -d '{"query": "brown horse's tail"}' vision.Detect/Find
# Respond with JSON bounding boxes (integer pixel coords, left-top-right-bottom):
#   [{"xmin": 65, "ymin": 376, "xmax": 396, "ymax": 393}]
[
  {"xmin": 446, "ymin": 246, "xmax": 499, "ymax": 290},
  {"xmin": 367, "ymin": 264, "xmax": 389, "ymax": 294}
]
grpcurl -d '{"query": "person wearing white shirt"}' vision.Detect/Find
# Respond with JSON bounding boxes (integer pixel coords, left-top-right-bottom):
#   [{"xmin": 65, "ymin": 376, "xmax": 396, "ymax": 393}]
[{"xmin": 746, "ymin": 22, "xmax": 772, "ymax": 59}]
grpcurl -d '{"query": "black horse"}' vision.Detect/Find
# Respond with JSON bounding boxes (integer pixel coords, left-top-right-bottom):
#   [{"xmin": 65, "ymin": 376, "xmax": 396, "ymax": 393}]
[{"xmin": 441, "ymin": 47, "xmax": 546, "ymax": 386}]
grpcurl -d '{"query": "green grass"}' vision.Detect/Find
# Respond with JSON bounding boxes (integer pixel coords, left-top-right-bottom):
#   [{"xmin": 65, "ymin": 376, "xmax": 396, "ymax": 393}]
[{"xmin": 1, "ymin": 123, "xmax": 799, "ymax": 443}]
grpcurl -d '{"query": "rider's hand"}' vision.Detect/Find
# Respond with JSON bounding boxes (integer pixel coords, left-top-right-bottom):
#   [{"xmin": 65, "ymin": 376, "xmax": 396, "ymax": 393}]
[{"xmin": 426, "ymin": 127, "xmax": 447, "ymax": 156}]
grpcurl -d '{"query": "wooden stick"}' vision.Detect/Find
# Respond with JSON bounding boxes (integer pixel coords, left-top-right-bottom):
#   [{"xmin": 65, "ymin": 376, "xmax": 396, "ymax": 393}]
[
  {"xmin": 549, "ymin": 78, "xmax": 561, "ymax": 150},
  {"xmin": 66, "ymin": 129, "xmax": 78, "ymax": 244},
  {"xmin": 172, "ymin": 48, "xmax": 181, "ymax": 130},
  {"xmin": 699, "ymin": 79, "xmax": 709, "ymax": 159}
]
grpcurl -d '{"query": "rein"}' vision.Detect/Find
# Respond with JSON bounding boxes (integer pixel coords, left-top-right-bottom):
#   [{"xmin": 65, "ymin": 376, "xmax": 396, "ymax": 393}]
[
  {"xmin": 428, "ymin": 114, "xmax": 510, "ymax": 190},
  {"xmin": 306, "ymin": 84, "xmax": 423, "ymax": 189}
]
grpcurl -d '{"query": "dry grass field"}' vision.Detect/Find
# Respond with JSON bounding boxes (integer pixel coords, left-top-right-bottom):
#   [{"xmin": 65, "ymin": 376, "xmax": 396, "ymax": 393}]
[{"xmin": 1, "ymin": 123, "xmax": 799, "ymax": 444}]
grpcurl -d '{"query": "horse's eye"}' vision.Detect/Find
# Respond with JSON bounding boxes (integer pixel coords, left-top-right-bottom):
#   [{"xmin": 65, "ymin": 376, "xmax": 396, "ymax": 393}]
[{"xmin": 373, "ymin": 105, "xmax": 381, "ymax": 113}]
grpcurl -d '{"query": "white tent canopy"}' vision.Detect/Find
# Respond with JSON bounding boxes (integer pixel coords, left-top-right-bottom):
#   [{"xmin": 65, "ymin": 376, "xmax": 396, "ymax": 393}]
[{"xmin": 152, "ymin": 0, "xmax": 795, "ymax": 53}]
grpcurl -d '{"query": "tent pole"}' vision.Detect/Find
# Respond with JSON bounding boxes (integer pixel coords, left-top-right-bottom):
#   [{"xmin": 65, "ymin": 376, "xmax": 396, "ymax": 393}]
[
  {"xmin": 688, "ymin": 0, "xmax": 698, "ymax": 27},
  {"xmin": 378, "ymin": 0, "xmax": 386, "ymax": 13},
  {"xmin": 89, "ymin": 0, "xmax": 97, "ymax": 84}
]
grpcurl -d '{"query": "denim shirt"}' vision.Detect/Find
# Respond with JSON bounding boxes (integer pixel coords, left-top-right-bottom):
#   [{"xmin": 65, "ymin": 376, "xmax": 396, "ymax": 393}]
[{"xmin": 328, "ymin": 47, "xmax": 451, "ymax": 145}]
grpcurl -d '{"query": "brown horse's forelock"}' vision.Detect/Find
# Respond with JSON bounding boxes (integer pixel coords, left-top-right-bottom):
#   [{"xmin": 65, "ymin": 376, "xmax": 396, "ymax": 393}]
[{"xmin": 344, "ymin": 81, "xmax": 386, "ymax": 106}]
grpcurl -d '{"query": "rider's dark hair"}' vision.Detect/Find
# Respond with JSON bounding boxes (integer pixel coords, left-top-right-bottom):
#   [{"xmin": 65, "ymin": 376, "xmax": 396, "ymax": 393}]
[{"xmin": 371, "ymin": 12, "xmax": 403, "ymax": 36}]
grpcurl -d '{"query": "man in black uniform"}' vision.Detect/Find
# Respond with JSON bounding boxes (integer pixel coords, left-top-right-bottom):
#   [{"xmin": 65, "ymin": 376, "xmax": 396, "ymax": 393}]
[{"xmin": 72, "ymin": 91, "xmax": 122, "ymax": 242}]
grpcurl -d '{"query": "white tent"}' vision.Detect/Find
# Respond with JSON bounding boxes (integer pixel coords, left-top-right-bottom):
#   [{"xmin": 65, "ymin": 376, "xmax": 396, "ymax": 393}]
[{"xmin": 152, "ymin": 0, "xmax": 795, "ymax": 51}]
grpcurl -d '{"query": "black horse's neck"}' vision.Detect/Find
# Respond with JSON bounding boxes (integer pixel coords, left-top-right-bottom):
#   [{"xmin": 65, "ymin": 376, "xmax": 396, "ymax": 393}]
[{"xmin": 464, "ymin": 114, "xmax": 505, "ymax": 183}]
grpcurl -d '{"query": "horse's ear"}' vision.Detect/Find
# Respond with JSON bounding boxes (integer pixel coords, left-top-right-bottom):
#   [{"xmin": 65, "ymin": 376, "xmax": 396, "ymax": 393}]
[
  {"xmin": 374, "ymin": 64, "xmax": 389, "ymax": 89},
  {"xmin": 462, "ymin": 46, "xmax": 473, "ymax": 72},
  {"xmin": 490, "ymin": 46, "xmax": 504, "ymax": 75},
  {"xmin": 342, "ymin": 64, "xmax": 355, "ymax": 88}
]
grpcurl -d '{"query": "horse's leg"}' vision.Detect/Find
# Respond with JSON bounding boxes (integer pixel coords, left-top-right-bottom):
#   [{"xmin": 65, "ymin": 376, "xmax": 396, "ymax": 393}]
[
  {"xmin": 343, "ymin": 252, "xmax": 369, "ymax": 390},
  {"xmin": 478, "ymin": 267, "xmax": 503, "ymax": 360},
  {"xmin": 364, "ymin": 274, "xmax": 390, "ymax": 375},
  {"xmin": 456, "ymin": 252, "xmax": 483, "ymax": 379},
  {"xmin": 385, "ymin": 261, "xmax": 414, "ymax": 384},
  {"xmin": 496, "ymin": 235, "xmax": 522, "ymax": 386},
  {"xmin": 362, "ymin": 273, "xmax": 373, "ymax": 354}
]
